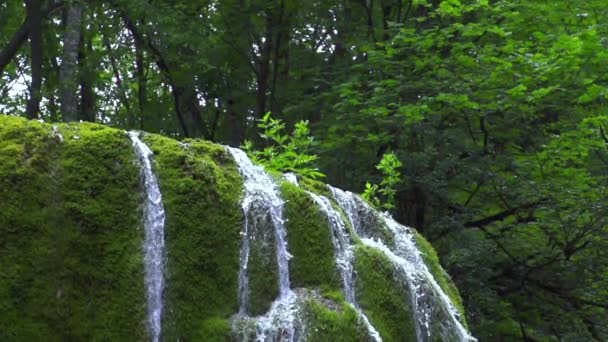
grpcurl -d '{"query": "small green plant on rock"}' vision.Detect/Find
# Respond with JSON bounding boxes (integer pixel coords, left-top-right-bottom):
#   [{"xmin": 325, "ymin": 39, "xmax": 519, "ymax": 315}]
[
  {"xmin": 363, "ymin": 152, "xmax": 402, "ymax": 211},
  {"xmin": 243, "ymin": 112, "xmax": 325, "ymax": 179}
]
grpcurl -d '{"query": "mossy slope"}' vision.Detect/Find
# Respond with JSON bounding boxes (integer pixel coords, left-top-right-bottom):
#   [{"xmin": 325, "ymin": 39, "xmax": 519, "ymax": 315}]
[
  {"xmin": 0, "ymin": 116, "xmax": 145, "ymax": 340},
  {"xmin": 299, "ymin": 292, "xmax": 369, "ymax": 341},
  {"xmin": 281, "ymin": 181, "xmax": 339, "ymax": 290},
  {"xmin": 142, "ymin": 134, "xmax": 243, "ymax": 340},
  {"xmin": 413, "ymin": 231, "xmax": 467, "ymax": 327},
  {"xmin": 354, "ymin": 245, "xmax": 417, "ymax": 342}
]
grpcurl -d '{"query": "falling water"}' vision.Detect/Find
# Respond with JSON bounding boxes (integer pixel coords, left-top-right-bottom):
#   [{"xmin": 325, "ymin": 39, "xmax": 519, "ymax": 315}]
[
  {"xmin": 283, "ymin": 173, "xmax": 299, "ymax": 186},
  {"xmin": 227, "ymin": 147, "xmax": 296, "ymax": 340},
  {"xmin": 330, "ymin": 186, "xmax": 475, "ymax": 342},
  {"xmin": 306, "ymin": 191, "xmax": 382, "ymax": 342},
  {"xmin": 129, "ymin": 131, "xmax": 166, "ymax": 342}
]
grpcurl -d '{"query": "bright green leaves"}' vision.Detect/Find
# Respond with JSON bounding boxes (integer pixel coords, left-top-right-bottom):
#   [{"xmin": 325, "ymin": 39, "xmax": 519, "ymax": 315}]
[
  {"xmin": 439, "ymin": 0, "xmax": 463, "ymax": 17},
  {"xmin": 363, "ymin": 152, "xmax": 403, "ymax": 211},
  {"xmin": 243, "ymin": 112, "xmax": 325, "ymax": 180},
  {"xmin": 577, "ymin": 84, "xmax": 606, "ymax": 104}
]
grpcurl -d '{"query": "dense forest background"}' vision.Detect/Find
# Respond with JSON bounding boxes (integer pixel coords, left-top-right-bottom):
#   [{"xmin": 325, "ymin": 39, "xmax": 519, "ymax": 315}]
[{"xmin": 1, "ymin": 0, "xmax": 607, "ymax": 340}]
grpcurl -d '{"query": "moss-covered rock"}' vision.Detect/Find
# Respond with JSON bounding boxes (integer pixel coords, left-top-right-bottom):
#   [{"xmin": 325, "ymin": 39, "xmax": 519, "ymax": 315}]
[
  {"xmin": 0, "ymin": 116, "xmax": 145, "ymax": 340},
  {"xmin": 0, "ymin": 115, "xmax": 471, "ymax": 341},
  {"xmin": 299, "ymin": 292, "xmax": 369, "ymax": 341},
  {"xmin": 142, "ymin": 134, "xmax": 244, "ymax": 339},
  {"xmin": 281, "ymin": 181, "xmax": 339, "ymax": 290},
  {"xmin": 354, "ymin": 245, "xmax": 417, "ymax": 342},
  {"xmin": 299, "ymin": 176, "xmax": 333, "ymax": 198},
  {"xmin": 243, "ymin": 204, "xmax": 279, "ymax": 316},
  {"xmin": 413, "ymin": 231, "xmax": 467, "ymax": 327}
]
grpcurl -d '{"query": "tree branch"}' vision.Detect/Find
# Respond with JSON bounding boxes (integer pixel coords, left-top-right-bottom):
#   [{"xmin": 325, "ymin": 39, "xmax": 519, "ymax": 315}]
[
  {"xmin": 0, "ymin": 0, "xmax": 63, "ymax": 76},
  {"xmin": 464, "ymin": 199, "xmax": 545, "ymax": 228}
]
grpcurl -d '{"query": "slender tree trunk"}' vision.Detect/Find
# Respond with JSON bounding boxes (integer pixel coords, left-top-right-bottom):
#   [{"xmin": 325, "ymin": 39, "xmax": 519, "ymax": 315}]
[
  {"xmin": 103, "ymin": 34, "xmax": 132, "ymax": 125},
  {"xmin": 172, "ymin": 83, "xmax": 206, "ymax": 137},
  {"xmin": 78, "ymin": 33, "xmax": 95, "ymax": 122},
  {"xmin": 255, "ymin": 13, "xmax": 275, "ymax": 119},
  {"xmin": 134, "ymin": 34, "xmax": 146, "ymax": 130},
  {"xmin": 48, "ymin": 57, "xmax": 60, "ymax": 122},
  {"xmin": 25, "ymin": 0, "xmax": 43, "ymax": 120},
  {"xmin": 361, "ymin": 0, "xmax": 375, "ymax": 41},
  {"xmin": 121, "ymin": 11, "xmax": 206, "ymax": 137},
  {"xmin": 269, "ymin": 1, "xmax": 290, "ymax": 119},
  {"xmin": 0, "ymin": 19, "xmax": 29, "ymax": 76},
  {"xmin": 0, "ymin": 1, "xmax": 63, "ymax": 76},
  {"xmin": 59, "ymin": 2, "xmax": 82, "ymax": 122}
]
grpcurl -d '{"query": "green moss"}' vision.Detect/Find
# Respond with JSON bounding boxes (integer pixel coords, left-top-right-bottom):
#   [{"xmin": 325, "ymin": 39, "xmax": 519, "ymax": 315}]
[
  {"xmin": 0, "ymin": 116, "xmax": 146, "ymax": 340},
  {"xmin": 195, "ymin": 317, "xmax": 232, "ymax": 341},
  {"xmin": 246, "ymin": 217, "xmax": 279, "ymax": 316},
  {"xmin": 281, "ymin": 181, "xmax": 339, "ymax": 290},
  {"xmin": 354, "ymin": 245, "xmax": 417, "ymax": 342},
  {"xmin": 413, "ymin": 231, "xmax": 467, "ymax": 328},
  {"xmin": 301, "ymin": 298, "xmax": 368, "ymax": 341},
  {"xmin": 143, "ymin": 134, "xmax": 244, "ymax": 339},
  {"xmin": 299, "ymin": 176, "xmax": 332, "ymax": 198}
]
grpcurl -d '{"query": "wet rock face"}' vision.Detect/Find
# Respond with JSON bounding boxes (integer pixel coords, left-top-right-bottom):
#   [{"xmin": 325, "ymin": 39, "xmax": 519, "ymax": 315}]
[{"xmin": 243, "ymin": 203, "xmax": 279, "ymax": 315}]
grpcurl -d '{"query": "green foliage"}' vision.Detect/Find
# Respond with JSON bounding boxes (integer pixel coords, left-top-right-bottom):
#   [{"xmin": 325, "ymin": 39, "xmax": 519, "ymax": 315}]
[
  {"xmin": 317, "ymin": 1, "xmax": 608, "ymax": 339},
  {"xmin": 362, "ymin": 152, "xmax": 403, "ymax": 211},
  {"xmin": 243, "ymin": 112, "xmax": 325, "ymax": 180}
]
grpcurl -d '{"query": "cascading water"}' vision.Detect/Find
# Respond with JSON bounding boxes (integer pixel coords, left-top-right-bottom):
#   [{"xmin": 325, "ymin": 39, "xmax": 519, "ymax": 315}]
[
  {"xmin": 330, "ymin": 186, "xmax": 475, "ymax": 342},
  {"xmin": 227, "ymin": 147, "xmax": 297, "ymax": 340},
  {"xmin": 305, "ymin": 191, "xmax": 382, "ymax": 342},
  {"xmin": 129, "ymin": 131, "xmax": 166, "ymax": 342}
]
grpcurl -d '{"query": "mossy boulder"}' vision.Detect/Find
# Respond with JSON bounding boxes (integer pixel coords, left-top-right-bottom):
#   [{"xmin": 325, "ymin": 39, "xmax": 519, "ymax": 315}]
[
  {"xmin": 0, "ymin": 115, "xmax": 470, "ymax": 341},
  {"xmin": 142, "ymin": 134, "xmax": 244, "ymax": 339},
  {"xmin": 0, "ymin": 117, "xmax": 145, "ymax": 340},
  {"xmin": 354, "ymin": 245, "xmax": 418, "ymax": 342},
  {"xmin": 414, "ymin": 231, "xmax": 467, "ymax": 327},
  {"xmin": 281, "ymin": 181, "xmax": 339, "ymax": 290}
]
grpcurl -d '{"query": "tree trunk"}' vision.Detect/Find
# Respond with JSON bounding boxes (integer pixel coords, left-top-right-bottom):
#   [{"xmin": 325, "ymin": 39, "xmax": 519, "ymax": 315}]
[
  {"xmin": 0, "ymin": 1, "xmax": 63, "ymax": 76},
  {"xmin": 134, "ymin": 34, "xmax": 146, "ymax": 130},
  {"xmin": 78, "ymin": 33, "xmax": 95, "ymax": 122},
  {"xmin": 255, "ymin": 13, "xmax": 275, "ymax": 119},
  {"xmin": 59, "ymin": 2, "xmax": 82, "ymax": 122},
  {"xmin": 171, "ymin": 83, "xmax": 206, "ymax": 138},
  {"xmin": 121, "ymin": 11, "xmax": 206, "ymax": 138},
  {"xmin": 103, "ymin": 33, "xmax": 131, "ymax": 125},
  {"xmin": 25, "ymin": 0, "xmax": 43, "ymax": 120},
  {"xmin": 47, "ymin": 57, "xmax": 60, "ymax": 122}
]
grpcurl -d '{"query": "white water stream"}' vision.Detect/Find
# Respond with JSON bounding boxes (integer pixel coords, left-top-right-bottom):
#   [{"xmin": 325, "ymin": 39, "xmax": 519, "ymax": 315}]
[
  {"xmin": 227, "ymin": 147, "xmax": 297, "ymax": 341},
  {"xmin": 330, "ymin": 186, "xmax": 475, "ymax": 342},
  {"xmin": 306, "ymin": 191, "xmax": 382, "ymax": 342},
  {"xmin": 129, "ymin": 132, "xmax": 166, "ymax": 342}
]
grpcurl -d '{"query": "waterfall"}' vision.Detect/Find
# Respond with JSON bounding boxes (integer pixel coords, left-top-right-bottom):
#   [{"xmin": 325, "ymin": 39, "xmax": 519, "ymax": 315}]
[
  {"xmin": 283, "ymin": 173, "xmax": 299, "ymax": 186},
  {"xmin": 305, "ymin": 191, "xmax": 382, "ymax": 342},
  {"xmin": 129, "ymin": 132, "xmax": 166, "ymax": 342},
  {"xmin": 330, "ymin": 186, "xmax": 475, "ymax": 342},
  {"xmin": 227, "ymin": 147, "xmax": 296, "ymax": 340}
]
